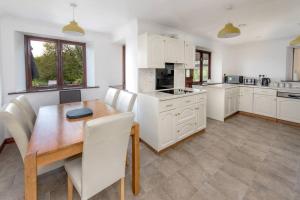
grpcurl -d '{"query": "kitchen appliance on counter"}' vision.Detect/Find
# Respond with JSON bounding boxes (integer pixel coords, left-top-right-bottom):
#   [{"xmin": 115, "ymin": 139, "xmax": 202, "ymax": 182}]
[
  {"xmin": 243, "ymin": 78, "xmax": 257, "ymax": 85},
  {"xmin": 224, "ymin": 75, "xmax": 244, "ymax": 84},
  {"xmin": 261, "ymin": 78, "xmax": 271, "ymax": 86},
  {"xmin": 277, "ymin": 91, "xmax": 300, "ymax": 99},
  {"xmin": 156, "ymin": 63, "xmax": 174, "ymax": 90},
  {"xmin": 159, "ymin": 89, "xmax": 194, "ymax": 95}
]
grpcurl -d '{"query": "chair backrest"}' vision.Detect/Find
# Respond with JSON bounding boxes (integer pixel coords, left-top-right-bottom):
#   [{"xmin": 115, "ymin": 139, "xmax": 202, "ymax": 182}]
[
  {"xmin": 104, "ymin": 88, "xmax": 120, "ymax": 107},
  {"xmin": 81, "ymin": 112, "xmax": 134, "ymax": 199},
  {"xmin": 59, "ymin": 90, "xmax": 81, "ymax": 104},
  {"xmin": 115, "ymin": 90, "xmax": 137, "ymax": 112},
  {"xmin": 1, "ymin": 104, "xmax": 31, "ymax": 160},
  {"xmin": 16, "ymin": 95, "xmax": 36, "ymax": 124},
  {"xmin": 11, "ymin": 100, "xmax": 34, "ymax": 132}
]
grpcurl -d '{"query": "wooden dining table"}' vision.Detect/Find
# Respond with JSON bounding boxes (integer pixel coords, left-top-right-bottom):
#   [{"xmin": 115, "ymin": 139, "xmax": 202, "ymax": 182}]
[{"xmin": 24, "ymin": 100, "xmax": 140, "ymax": 200}]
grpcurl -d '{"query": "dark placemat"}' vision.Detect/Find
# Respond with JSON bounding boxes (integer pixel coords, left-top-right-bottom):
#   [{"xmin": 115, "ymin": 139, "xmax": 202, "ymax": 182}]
[{"xmin": 66, "ymin": 108, "xmax": 93, "ymax": 119}]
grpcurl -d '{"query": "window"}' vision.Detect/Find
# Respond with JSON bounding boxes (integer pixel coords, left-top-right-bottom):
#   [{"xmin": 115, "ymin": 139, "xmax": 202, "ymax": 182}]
[
  {"xmin": 293, "ymin": 48, "xmax": 300, "ymax": 81},
  {"xmin": 185, "ymin": 50, "xmax": 211, "ymax": 87},
  {"xmin": 25, "ymin": 36, "xmax": 86, "ymax": 91}
]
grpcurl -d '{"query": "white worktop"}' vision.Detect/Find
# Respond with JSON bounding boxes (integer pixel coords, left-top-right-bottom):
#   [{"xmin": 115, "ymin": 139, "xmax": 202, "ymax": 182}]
[
  {"xmin": 139, "ymin": 88, "xmax": 206, "ymax": 101},
  {"xmin": 193, "ymin": 84, "xmax": 300, "ymax": 93}
]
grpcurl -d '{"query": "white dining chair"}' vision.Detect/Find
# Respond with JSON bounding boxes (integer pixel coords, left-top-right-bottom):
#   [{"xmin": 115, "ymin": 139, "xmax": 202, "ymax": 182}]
[
  {"xmin": 10, "ymin": 99, "xmax": 34, "ymax": 133},
  {"xmin": 64, "ymin": 112, "xmax": 134, "ymax": 200},
  {"xmin": 104, "ymin": 87, "xmax": 120, "ymax": 107},
  {"xmin": 15, "ymin": 95, "xmax": 36, "ymax": 125},
  {"xmin": 115, "ymin": 90, "xmax": 137, "ymax": 113},
  {"xmin": 1, "ymin": 103, "xmax": 63, "ymax": 175}
]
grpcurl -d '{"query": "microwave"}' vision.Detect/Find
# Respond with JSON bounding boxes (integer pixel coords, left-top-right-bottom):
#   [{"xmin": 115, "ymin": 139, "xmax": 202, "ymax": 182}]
[{"xmin": 224, "ymin": 75, "xmax": 244, "ymax": 84}]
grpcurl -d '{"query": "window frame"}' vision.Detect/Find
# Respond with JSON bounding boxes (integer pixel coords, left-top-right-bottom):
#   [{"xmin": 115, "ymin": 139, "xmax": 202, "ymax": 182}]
[
  {"xmin": 24, "ymin": 35, "xmax": 87, "ymax": 91},
  {"xmin": 185, "ymin": 50, "xmax": 211, "ymax": 87}
]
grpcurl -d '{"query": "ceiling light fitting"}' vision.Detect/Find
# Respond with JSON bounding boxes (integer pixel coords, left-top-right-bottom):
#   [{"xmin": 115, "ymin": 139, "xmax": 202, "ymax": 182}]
[
  {"xmin": 62, "ymin": 3, "xmax": 85, "ymax": 36},
  {"xmin": 217, "ymin": 5, "xmax": 241, "ymax": 38}
]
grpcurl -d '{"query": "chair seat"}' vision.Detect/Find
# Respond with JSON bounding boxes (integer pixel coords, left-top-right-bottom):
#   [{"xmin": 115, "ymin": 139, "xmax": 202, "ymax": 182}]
[{"xmin": 65, "ymin": 157, "xmax": 83, "ymax": 195}]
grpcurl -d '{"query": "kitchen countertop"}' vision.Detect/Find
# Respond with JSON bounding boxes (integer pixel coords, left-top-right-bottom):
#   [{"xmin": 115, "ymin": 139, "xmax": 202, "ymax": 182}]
[
  {"xmin": 193, "ymin": 83, "xmax": 300, "ymax": 93},
  {"xmin": 139, "ymin": 88, "xmax": 206, "ymax": 101}
]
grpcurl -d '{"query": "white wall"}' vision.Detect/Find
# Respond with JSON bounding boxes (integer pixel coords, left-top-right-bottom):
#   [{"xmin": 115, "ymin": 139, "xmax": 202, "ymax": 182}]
[
  {"xmin": 0, "ymin": 16, "xmax": 122, "ymax": 143},
  {"xmin": 112, "ymin": 20, "xmax": 139, "ymax": 93},
  {"xmin": 223, "ymin": 37, "xmax": 292, "ymax": 80}
]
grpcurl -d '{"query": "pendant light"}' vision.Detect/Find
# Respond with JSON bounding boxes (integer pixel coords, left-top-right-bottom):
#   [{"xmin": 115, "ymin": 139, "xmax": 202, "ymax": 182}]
[
  {"xmin": 290, "ymin": 35, "xmax": 300, "ymax": 46},
  {"xmin": 62, "ymin": 3, "xmax": 85, "ymax": 36},
  {"xmin": 218, "ymin": 6, "xmax": 241, "ymax": 38}
]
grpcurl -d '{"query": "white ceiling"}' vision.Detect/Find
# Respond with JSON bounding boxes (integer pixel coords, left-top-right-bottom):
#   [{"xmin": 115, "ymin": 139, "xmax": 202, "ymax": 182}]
[{"xmin": 0, "ymin": 0, "xmax": 300, "ymax": 45}]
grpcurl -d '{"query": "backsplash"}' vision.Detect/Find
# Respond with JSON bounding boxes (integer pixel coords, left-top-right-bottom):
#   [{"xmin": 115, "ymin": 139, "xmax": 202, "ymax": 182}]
[{"xmin": 138, "ymin": 65, "xmax": 186, "ymax": 92}]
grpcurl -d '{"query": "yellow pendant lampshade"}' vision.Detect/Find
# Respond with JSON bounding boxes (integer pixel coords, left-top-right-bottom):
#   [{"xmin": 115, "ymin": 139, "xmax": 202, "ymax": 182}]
[
  {"xmin": 290, "ymin": 35, "xmax": 300, "ymax": 46},
  {"xmin": 62, "ymin": 3, "xmax": 85, "ymax": 36},
  {"xmin": 218, "ymin": 23, "xmax": 241, "ymax": 38}
]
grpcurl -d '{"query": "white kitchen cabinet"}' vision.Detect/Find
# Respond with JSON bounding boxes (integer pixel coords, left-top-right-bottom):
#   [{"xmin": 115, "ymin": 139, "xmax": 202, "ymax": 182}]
[
  {"xmin": 165, "ymin": 37, "xmax": 185, "ymax": 63},
  {"xmin": 253, "ymin": 94, "xmax": 277, "ymax": 118},
  {"xmin": 195, "ymin": 101, "xmax": 206, "ymax": 131},
  {"xmin": 138, "ymin": 92, "xmax": 207, "ymax": 152},
  {"xmin": 138, "ymin": 33, "xmax": 165, "ymax": 68},
  {"xmin": 176, "ymin": 104, "xmax": 196, "ymax": 124},
  {"xmin": 239, "ymin": 87, "xmax": 254, "ymax": 113},
  {"xmin": 184, "ymin": 41, "xmax": 195, "ymax": 69},
  {"xmin": 225, "ymin": 87, "xmax": 239, "ymax": 117},
  {"xmin": 277, "ymin": 97, "xmax": 300, "ymax": 123},
  {"xmin": 176, "ymin": 120, "xmax": 196, "ymax": 140},
  {"xmin": 158, "ymin": 109, "xmax": 176, "ymax": 149}
]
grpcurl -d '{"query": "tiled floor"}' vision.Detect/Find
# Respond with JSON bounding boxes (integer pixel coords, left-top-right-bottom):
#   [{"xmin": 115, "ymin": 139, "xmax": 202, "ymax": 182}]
[{"xmin": 1, "ymin": 114, "xmax": 300, "ymax": 200}]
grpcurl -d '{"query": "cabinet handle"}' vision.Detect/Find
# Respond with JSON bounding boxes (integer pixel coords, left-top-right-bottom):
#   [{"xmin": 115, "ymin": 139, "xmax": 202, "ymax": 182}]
[
  {"xmin": 195, "ymin": 107, "xmax": 199, "ymax": 110},
  {"xmin": 178, "ymin": 113, "xmax": 181, "ymax": 115},
  {"xmin": 186, "ymin": 100, "xmax": 191, "ymax": 103},
  {"xmin": 166, "ymin": 104, "xmax": 173, "ymax": 107}
]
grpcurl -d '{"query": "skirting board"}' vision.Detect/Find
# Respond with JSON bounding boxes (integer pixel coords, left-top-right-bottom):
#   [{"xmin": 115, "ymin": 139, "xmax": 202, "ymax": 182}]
[{"xmin": 0, "ymin": 137, "xmax": 15, "ymax": 153}]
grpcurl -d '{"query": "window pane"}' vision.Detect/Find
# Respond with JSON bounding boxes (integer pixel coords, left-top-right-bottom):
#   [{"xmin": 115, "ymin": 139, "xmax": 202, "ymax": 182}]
[
  {"xmin": 62, "ymin": 43, "xmax": 84, "ymax": 86},
  {"xmin": 202, "ymin": 53, "xmax": 210, "ymax": 82},
  {"xmin": 30, "ymin": 40, "xmax": 57, "ymax": 88},
  {"xmin": 193, "ymin": 69, "xmax": 200, "ymax": 82}
]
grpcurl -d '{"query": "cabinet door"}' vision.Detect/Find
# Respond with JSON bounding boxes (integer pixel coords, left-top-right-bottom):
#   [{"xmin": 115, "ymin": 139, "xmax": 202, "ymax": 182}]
[
  {"xmin": 225, "ymin": 96, "xmax": 231, "ymax": 117},
  {"xmin": 159, "ymin": 110, "xmax": 176, "ymax": 148},
  {"xmin": 165, "ymin": 38, "xmax": 184, "ymax": 63},
  {"xmin": 148, "ymin": 35, "xmax": 165, "ymax": 68},
  {"xmin": 239, "ymin": 93, "xmax": 253, "ymax": 113},
  {"xmin": 184, "ymin": 42, "xmax": 195, "ymax": 69},
  {"xmin": 195, "ymin": 102, "xmax": 206, "ymax": 131},
  {"xmin": 253, "ymin": 94, "xmax": 277, "ymax": 118},
  {"xmin": 176, "ymin": 104, "xmax": 196, "ymax": 124},
  {"xmin": 277, "ymin": 98, "xmax": 300, "ymax": 123}
]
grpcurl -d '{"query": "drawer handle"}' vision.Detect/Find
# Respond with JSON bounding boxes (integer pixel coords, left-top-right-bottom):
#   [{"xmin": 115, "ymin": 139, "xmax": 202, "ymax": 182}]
[
  {"xmin": 185, "ymin": 100, "xmax": 191, "ymax": 103},
  {"xmin": 165, "ymin": 104, "xmax": 173, "ymax": 107},
  {"xmin": 195, "ymin": 108, "xmax": 199, "ymax": 110}
]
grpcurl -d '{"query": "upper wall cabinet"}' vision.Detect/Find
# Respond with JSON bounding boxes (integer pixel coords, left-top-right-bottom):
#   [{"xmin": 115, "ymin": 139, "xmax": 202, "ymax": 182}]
[
  {"xmin": 184, "ymin": 41, "xmax": 196, "ymax": 69},
  {"xmin": 138, "ymin": 33, "xmax": 192, "ymax": 68},
  {"xmin": 164, "ymin": 37, "xmax": 185, "ymax": 64},
  {"xmin": 138, "ymin": 33, "xmax": 166, "ymax": 69}
]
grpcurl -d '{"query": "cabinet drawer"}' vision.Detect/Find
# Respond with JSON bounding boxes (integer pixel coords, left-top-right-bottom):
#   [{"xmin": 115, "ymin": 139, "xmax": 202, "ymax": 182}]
[
  {"xmin": 178, "ymin": 95, "xmax": 197, "ymax": 107},
  {"xmin": 254, "ymin": 88, "xmax": 277, "ymax": 96},
  {"xmin": 176, "ymin": 104, "xmax": 196, "ymax": 124},
  {"xmin": 239, "ymin": 87, "xmax": 254, "ymax": 95},
  {"xmin": 176, "ymin": 119, "xmax": 196, "ymax": 140},
  {"xmin": 196, "ymin": 93, "xmax": 207, "ymax": 102},
  {"xmin": 159, "ymin": 100, "xmax": 177, "ymax": 112}
]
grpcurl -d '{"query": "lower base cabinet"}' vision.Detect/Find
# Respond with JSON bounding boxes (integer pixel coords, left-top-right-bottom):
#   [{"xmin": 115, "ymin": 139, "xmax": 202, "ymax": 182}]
[
  {"xmin": 138, "ymin": 93, "xmax": 207, "ymax": 152},
  {"xmin": 253, "ymin": 94, "xmax": 277, "ymax": 118},
  {"xmin": 277, "ymin": 97, "xmax": 300, "ymax": 123}
]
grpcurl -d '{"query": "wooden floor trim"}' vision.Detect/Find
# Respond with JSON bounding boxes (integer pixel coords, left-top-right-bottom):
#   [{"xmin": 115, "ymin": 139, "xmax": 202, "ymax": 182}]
[{"xmin": 0, "ymin": 137, "xmax": 15, "ymax": 153}]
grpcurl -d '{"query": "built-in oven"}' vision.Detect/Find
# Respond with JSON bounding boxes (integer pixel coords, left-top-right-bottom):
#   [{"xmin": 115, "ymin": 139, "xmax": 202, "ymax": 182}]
[{"xmin": 156, "ymin": 63, "xmax": 174, "ymax": 90}]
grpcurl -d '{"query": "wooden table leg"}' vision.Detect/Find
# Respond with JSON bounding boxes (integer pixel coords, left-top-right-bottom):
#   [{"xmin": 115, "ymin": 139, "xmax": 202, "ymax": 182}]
[
  {"xmin": 131, "ymin": 123, "xmax": 140, "ymax": 195},
  {"xmin": 24, "ymin": 153, "xmax": 37, "ymax": 200}
]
